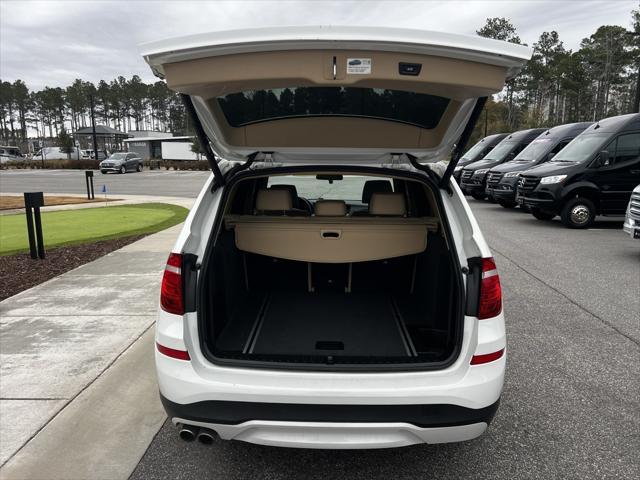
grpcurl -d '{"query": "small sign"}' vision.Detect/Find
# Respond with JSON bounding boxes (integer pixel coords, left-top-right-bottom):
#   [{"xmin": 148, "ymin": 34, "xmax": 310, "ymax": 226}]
[{"xmin": 347, "ymin": 58, "xmax": 372, "ymax": 75}]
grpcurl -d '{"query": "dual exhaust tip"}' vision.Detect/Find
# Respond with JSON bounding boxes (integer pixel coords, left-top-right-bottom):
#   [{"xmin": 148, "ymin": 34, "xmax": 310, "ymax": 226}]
[{"xmin": 178, "ymin": 424, "xmax": 216, "ymax": 445}]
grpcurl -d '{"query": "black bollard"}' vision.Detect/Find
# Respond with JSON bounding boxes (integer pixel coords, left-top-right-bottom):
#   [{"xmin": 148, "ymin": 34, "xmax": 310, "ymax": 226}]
[
  {"xmin": 85, "ymin": 170, "xmax": 95, "ymax": 199},
  {"xmin": 23, "ymin": 192, "xmax": 45, "ymax": 260}
]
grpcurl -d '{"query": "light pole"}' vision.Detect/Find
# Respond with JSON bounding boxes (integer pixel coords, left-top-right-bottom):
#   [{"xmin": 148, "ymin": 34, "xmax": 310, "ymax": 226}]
[{"xmin": 89, "ymin": 94, "xmax": 99, "ymax": 160}]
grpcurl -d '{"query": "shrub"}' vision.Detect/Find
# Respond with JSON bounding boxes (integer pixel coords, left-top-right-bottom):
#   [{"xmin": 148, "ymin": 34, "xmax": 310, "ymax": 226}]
[
  {"xmin": 141, "ymin": 159, "xmax": 209, "ymax": 171},
  {"xmin": 1, "ymin": 159, "xmax": 101, "ymax": 170}
]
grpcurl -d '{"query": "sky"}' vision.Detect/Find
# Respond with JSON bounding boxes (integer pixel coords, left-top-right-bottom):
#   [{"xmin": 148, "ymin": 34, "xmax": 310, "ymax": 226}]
[{"xmin": 1, "ymin": 0, "xmax": 637, "ymax": 90}]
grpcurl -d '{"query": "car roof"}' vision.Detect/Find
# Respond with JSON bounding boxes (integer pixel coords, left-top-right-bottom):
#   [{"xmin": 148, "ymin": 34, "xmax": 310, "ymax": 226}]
[
  {"xmin": 536, "ymin": 122, "xmax": 594, "ymax": 139},
  {"xmin": 584, "ymin": 113, "xmax": 640, "ymax": 134},
  {"xmin": 501, "ymin": 128, "xmax": 547, "ymax": 143}
]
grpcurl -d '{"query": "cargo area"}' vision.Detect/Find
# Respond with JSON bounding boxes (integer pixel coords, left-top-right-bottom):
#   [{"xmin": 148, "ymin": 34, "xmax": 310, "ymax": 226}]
[{"xmin": 197, "ymin": 172, "xmax": 463, "ymax": 369}]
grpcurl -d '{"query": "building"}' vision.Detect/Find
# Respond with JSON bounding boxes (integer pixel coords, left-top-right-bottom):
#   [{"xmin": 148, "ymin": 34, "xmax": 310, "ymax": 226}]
[
  {"xmin": 123, "ymin": 135, "xmax": 198, "ymax": 161},
  {"xmin": 74, "ymin": 125, "xmax": 130, "ymax": 154}
]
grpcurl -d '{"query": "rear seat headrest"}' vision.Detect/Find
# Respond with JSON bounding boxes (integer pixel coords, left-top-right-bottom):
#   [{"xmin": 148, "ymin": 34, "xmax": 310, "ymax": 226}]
[
  {"xmin": 362, "ymin": 180, "xmax": 392, "ymax": 204},
  {"xmin": 269, "ymin": 184, "xmax": 299, "ymax": 199},
  {"xmin": 369, "ymin": 192, "xmax": 406, "ymax": 216},
  {"xmin": 314, "ymin": 200, "xmax": 347, "ymax": 216},
  {"xmin": 255, "ymin": 188, "xmax": 293, "ymax": 212}
]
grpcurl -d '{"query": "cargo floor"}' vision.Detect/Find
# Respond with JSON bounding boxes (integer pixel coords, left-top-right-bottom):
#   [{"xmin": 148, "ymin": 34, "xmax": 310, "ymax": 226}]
[{"xmin": 216, "ymin": 292, "xmax": 415, "ymax": 358}]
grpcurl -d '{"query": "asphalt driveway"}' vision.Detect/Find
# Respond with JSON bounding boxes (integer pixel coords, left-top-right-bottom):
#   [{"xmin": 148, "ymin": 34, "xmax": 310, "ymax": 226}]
[{"xmin": 130, "ymin": 200, "xmax": 639, "ymax": 480}]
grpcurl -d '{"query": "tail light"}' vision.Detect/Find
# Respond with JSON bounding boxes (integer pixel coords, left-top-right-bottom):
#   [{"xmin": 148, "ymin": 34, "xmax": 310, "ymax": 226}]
[
  {"xmin": 160, "ymin": 253, "xmax": 184, "ymax": 315},
  {"xmin": 156, "ymin": 342, "xmax": 190, "ymax": 361},
  {"xmin": 470, "ymin": 348, "xmax": 504, "ymax": 365},
  {"xmin": 478, "ymin": 257, "xmax": 502, "ymax": 319}
]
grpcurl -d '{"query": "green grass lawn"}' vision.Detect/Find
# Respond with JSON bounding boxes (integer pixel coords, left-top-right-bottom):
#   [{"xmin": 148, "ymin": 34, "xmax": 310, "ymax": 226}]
[{"xmin": 0, "ymin": 203, "xmax": 188, "ymax": 255}]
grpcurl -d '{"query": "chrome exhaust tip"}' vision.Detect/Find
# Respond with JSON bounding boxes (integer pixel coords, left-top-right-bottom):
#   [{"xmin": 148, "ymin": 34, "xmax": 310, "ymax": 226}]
[
  {"xmin": 197, "ymin": 429, "xmax": 216, "ymax": 445},
  {"xmin": 178, "ymin": 424, "xmax": 199, "ymax": 442}
]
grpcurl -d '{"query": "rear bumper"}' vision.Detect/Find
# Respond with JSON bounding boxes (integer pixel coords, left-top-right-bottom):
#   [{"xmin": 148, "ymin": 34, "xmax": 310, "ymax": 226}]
[{"xmin": 162, "ymin": 396, "xmax": 499, "ymax": 448}]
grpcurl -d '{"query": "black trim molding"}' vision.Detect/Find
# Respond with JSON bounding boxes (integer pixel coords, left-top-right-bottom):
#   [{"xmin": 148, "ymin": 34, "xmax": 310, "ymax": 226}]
[{"xmin": 161, "ymin": 395, "xmax": 500, "ymax": 429}]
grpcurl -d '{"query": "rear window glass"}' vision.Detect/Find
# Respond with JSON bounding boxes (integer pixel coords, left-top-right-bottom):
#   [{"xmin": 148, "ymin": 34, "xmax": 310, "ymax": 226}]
[
  {"xmin": 268, "ymin": 175, "xmax": 387, "ymax": 203},
  {"xmin": 217, "ymin": 87, "xmax": 450, "ymax": 129}
]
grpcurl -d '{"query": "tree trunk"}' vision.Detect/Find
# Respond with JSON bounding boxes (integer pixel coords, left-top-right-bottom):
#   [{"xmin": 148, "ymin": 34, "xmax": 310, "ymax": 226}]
[{"xmin": 633, "ymin": 62, "xmax": 640, "ymax": 113}]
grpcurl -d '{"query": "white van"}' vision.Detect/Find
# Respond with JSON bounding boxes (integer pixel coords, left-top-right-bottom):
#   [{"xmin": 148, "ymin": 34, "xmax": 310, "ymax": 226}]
[
  {"xmin": 0, "ymin": 146, "xmax": 24, "ymax": 163},
  {"xmin": 33, "ymin": 146, "xmax": 81, "ymax": 160},
  {"xmin": 144, "ymin": 26, "xmax": 531, "ymax": 449}
]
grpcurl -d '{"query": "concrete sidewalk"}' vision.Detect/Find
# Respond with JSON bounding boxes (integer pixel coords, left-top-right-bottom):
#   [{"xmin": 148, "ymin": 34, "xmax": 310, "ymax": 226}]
[{"xmin": 0, "ymin": 218, "xmax": 188, "ymax": 478}]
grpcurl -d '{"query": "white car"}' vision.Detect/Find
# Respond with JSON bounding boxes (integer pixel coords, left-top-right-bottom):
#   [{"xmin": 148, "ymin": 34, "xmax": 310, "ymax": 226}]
[
  {"xmin": 623, "ymin": 184, "xmax": 640, "ymax": 239},
  {"xmin": 0, "ymin": 146, "xmax": 24, "ymax": 163},
  {"xmin": 144, "ymin": 26, "xmax": 531, "ymax": 449},
  {"xmin": 32, "ymin": 146, "xmax": 81, "ymax": 160}
]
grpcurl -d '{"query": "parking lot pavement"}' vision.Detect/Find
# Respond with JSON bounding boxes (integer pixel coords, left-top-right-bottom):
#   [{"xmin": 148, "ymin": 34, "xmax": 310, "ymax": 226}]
[
  {"xmin": 0, "ymin": 224, "xmax": 186, "ymax": 477},
  {"xmin": 0, "ymin": 170, "xmax": 210, "ymax": 198},
  {"xmin": 130, "ymin": 200, "xmax": 639, "ymax": 480}
]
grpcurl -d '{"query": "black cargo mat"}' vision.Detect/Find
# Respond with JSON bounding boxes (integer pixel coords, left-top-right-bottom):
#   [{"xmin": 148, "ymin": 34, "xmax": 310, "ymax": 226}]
[{"xmin": 245, "ymin": 292, "xmax": 411, "ymax": 357}]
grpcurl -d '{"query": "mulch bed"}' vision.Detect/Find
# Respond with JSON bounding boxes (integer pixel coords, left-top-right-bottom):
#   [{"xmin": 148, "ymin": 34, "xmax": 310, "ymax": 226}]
[
  {"xmin": 0, "ymin": 195, "xmax": 113, "ymax": 210},
  {"xmin": 0, "ymin": 235, "xmax": 146, "ymax": 301}
]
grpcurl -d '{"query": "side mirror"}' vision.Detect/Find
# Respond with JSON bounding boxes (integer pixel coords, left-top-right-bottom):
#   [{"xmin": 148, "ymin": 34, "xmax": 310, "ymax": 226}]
[
  {"xmin": 596, "ymin": 150, "xmax": 609, "ymax": 167},
  {"xmin": 547, "ymin": 152, "xmax": 556, "ymax": 161}
]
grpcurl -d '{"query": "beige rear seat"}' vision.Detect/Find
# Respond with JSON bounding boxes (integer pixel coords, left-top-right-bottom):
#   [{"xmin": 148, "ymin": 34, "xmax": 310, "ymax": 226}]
[
  {"xmin": 369, "ymin": 192, "xmax": 406, "ymax": 216},
  {"xmin": 314, "ymin": 200, "xmax": 347, "ymax": 217},
  {"xmin": 255, "ymin": 188, "xmax": 292, "ymax": 213}
]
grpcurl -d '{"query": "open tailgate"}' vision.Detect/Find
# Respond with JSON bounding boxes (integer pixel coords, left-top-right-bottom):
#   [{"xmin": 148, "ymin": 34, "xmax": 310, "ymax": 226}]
[{"xmin": 142, "ymin": 26, "xmax": 531, "ymax": 173}]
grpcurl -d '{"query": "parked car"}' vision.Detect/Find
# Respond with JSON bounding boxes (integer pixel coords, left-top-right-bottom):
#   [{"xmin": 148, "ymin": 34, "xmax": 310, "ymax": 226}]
[
  {"xmin": 623, "ymin": 184, "xmax": 640, "ymax": 239},
  {"xmin": 486, "ymin": 122, "xmax": 592, "ymax": 208},
  {"xmin": 0, "ymin": 146, "xmax": 25, "ymax": 163},
  {"xmin": 452, "ymin": 133, "xmax": 508, "ymax": 183},
  {"xmin": 143, "ymin": 26, "xmax": 532, "ymax": 449},
  {"xmin": 99, "ymin": 152, "xmax": 143, "ymax": 174},
  {"xmin": 80, "ymin": 149, "xmax": 93, "ymax": 160},
  {"xmin": 32, "ymin": 146, "xmax": 82, "ymax": 160},
  {"xmin": 517, "ymin": 113, "xmax": 640, "ymax": 228},
  {"xmin": 85, "ymin": 149, "xmax": 108, "ymax": 160},
  {"xmin": 460, "ymin": 128, "xmax": 546, "ymax": 200}
]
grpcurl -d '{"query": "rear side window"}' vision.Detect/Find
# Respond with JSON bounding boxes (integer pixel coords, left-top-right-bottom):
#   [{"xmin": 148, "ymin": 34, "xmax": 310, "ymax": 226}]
[{"xmin": 217, "ymin": 87, "xmax": 450, "ymax": 129}]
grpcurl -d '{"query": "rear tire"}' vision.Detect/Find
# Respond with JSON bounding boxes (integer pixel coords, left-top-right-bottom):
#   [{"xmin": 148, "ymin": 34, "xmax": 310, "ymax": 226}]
[
  {"xmin": 531, "ymin": 208, "xmax": 555, "ymax": 221},
  {"xmin": 499, "ymin": 200, "xmax": 517, "ymax": 209},
  {"xmin": 471, "ymin": 192, "xmax": 486, "ymax": 201},
  {"xmin": 100, "ymin": 170, "xmax": 107, "ymax": 174},
  {"xmin": 560, "ymin": 197, "xmax": 595, "ymax": 229},
  {"xmin": 136, "ymin": 163, "xmax": 143, "ymax": 172},
  {"xmin": 119, "ymin": 165, "xmax": 126, "ymax": 174}
]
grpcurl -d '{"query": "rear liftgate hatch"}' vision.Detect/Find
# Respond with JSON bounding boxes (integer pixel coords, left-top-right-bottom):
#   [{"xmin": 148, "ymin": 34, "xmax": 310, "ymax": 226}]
[{"xmin": 142, "ymin": 26, "xmax": 531, "ymax": 185}]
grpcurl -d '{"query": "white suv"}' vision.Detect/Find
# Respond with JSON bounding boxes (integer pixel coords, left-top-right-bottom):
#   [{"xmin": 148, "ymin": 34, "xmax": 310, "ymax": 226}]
[{"xmin": 144, "ymin": 26, "xmax": 531, "ymax": 449}]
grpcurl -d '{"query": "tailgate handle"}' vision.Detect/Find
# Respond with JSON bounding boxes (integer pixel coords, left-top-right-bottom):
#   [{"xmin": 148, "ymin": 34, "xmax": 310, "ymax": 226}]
[{"xmin": 321, "ymin": 230, "xmax": 341, "ymax": 239}]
